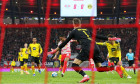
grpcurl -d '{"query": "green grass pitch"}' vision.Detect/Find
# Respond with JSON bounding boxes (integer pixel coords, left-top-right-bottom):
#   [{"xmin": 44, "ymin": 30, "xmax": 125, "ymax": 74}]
[{"xmin": 1, "ymin": 70, "xmax": 138, "ymax": 84}]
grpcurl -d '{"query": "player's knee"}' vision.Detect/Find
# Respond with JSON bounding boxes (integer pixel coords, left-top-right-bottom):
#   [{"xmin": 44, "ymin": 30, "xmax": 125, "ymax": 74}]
[
  {"xmin": 65, "ymin": 57, "xmax": 69, "ymax": 61},
  {"xmin": 72, "ymin": 63, "xmax": 79, "ymax": 68}
]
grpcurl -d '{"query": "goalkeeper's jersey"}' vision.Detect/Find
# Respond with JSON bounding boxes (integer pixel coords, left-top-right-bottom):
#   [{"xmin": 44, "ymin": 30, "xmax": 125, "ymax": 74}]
[
  {"xmin": 96, "ymin": 41, "xmax": 121, "ymax": 61},
  {"xmin": 18, "ymin": 52, "xmax": 24, "ymax": 61},
  {"xmin": 22, "ymin": 48, "xmax": 30, "ymax": 59},
  {"xmin": 28, "ymin": 43, "xmax": 43, "ymax": 57}
]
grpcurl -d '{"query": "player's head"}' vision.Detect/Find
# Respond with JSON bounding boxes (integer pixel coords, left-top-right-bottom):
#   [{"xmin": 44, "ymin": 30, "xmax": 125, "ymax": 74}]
[
  {"xmin": 129, "ymin": 49, "xmax": 132, "ymax": 53},
  {"xmin": 72, "ymin": 18, "xmax": 81, "ymax": 28},
  {"xmin": 59, "ymin": 35, "xmax": 66, "ymax": 41},
  {"xmin": 32, "ymin": 38, "xmax": 37, "ymax": 43},
  {"xmin": 20, "ymin": 48, "xmax": 23, "ymax": 52},
  {"xmin": 108, "ymin": 34, "xmax": 115, "ymax": 43},
  {"xmin": 24, "ymin": 43, "xmax": 28, "ymax": 48}
]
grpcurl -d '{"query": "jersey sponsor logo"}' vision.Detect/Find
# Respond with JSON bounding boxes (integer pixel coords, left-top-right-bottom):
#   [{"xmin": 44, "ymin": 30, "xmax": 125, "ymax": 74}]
[
  {"xmin": 111, "ymin": 48, "xmax": 116, "ymax": 52},
  {"xmin": 33, "ymin": 47, "xmax": 36, "ymax": 50}
]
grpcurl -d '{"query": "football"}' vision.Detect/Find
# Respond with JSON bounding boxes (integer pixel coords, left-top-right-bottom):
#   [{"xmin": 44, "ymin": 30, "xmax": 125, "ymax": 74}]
[{"xmin": 51, "ymin": 72, "xmax": 58, "ymax": 77}]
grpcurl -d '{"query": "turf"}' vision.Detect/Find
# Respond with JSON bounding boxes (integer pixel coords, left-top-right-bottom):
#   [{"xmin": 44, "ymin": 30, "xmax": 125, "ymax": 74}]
[{"xmin": 1, "ymin": 70, "xmax": 138, "ymax": 84}]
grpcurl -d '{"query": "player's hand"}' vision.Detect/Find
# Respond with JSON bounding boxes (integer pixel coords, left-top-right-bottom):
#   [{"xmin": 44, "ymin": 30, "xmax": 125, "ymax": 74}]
[
  {"xmin": 47, "ymin": 48, "xmax": 58, "ymax": 55},
  {"xmin": 38, "ymin": 53, "xmax": 41, "ymax": 56}
]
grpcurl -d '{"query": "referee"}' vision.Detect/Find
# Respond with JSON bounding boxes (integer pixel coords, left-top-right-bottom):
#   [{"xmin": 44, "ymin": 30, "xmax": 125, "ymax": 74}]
[{"xmin": 126, "ymin": 48, "xmax": 136, "ymax": 74}]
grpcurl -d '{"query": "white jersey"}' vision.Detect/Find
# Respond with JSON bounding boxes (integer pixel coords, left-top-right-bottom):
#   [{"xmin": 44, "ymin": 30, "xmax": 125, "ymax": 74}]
[{"xmin": 58, "ymin": 41, "xmax": 71, "ymax": 55}]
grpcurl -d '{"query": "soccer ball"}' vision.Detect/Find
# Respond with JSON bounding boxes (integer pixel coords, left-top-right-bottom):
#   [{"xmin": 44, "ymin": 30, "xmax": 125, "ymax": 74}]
[{"xmin": 51, "ymin": 72, "xmax": 57, "ymax": 77}]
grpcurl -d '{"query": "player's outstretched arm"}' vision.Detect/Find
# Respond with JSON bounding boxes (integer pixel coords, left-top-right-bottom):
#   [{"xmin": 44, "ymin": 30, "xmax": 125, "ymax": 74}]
[
  {"xmin": 96, "ymin": 42, "xmax": 106, "ymax": 46},
  {"xmin": 53, "ymin": 51, "xmax": 59, "ymax": 59}
]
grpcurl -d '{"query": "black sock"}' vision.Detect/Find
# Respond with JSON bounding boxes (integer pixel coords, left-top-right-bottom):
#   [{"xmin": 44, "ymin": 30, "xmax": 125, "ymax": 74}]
[
  {"xmin": 72, "ymin": 63, "xmax": 86, "ymax": 77},
  {"xmin": 134, "ymin": 67, "xmax": 136, "ymax": 74}
]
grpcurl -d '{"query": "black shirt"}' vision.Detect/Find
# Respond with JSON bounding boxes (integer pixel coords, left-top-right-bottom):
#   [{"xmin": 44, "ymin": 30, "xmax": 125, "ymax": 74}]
[{"xmin": 59, "ymin": 28, "xmax": 108, "ymax": 50}]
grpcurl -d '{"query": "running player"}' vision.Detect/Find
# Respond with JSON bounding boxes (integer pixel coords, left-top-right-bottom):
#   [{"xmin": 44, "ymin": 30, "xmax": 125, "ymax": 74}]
[
  {"xmin": 53, "ymin": 36, "xmax": 76, "ymax": 77},
  {"xmin": 48, "ymin": 18, "xmax": 122, "ymax": 83},
  {"xmin": 22, "ymin": 43, "xmax": 30, "ymax": 74},
  {"xmin": 96, "ymin": 34, "xmax": 132, "ymax": 78},
  {"xmin": 126, "ymin": 48, "xmax": 136, "ymax": 74},
  {"xmin": 18, "ymin": 48, "xmax": 24, "ymax": 74},
  {"xmin": 11, "ymin": 59, "xmax": 16, "ymax": 73},
  {"xmin": 28, "ymin": 38, "xmax": 43, "ymax": 76}
]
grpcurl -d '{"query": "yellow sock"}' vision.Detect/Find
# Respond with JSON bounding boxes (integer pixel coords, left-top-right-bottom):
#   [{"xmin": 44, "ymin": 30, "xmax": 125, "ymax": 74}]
[
  {"xmin": 24, "ymin": 64, "xmax": 28, "ymax": 71},
  {"xmin": 38, "ymin": 65, "xmax": 41, "ymax": 70},
  {"xmin": 121, "ymin": 66, "xmax": 128, "ymax": 77},
  {"xmin": 11, "ymin": 67, "xmax": 14, "ymax": 72},
  {"xmin": 31, "ymin": 66, "xmax": 35, "ymax": 74}
]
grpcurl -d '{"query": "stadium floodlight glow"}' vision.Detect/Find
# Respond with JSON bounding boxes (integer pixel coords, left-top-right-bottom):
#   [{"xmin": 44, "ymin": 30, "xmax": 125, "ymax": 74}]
[
  {"xmin": 5, "ymin": 8, "xmax": 8, "ymax": 11},
  {"xmin": 30, "ymin": 10, "xmax": 33, "ymax": 14}
]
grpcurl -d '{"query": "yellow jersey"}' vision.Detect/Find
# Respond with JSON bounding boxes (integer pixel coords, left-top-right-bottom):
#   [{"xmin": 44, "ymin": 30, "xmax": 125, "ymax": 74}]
[
  {"xmin": 18, "ymin": 52, "xmax": 24, "ymax": 61},
  {"xmin": 22, "ymin": 48, "xmax": 30, "ymax": 59},
  {"xmin": 96, "ymin": 41, "xmax": 121, "ymax": 61},
  {"xmin": 28, "ymin": 43, "xmax": 43, "ymax": 57},
  {"xmin": 11, "ymin": 61, "xmax": 16, "ymax": 66}
]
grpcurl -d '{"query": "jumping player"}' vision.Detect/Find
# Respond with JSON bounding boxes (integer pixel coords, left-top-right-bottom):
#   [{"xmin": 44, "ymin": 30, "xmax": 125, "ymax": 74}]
[
  {"xmin": 28, "ymin": 38, "xmax": 43, "ymax": 76},
  {"xmin": 22, "ymin": 43, "xmax": 30, "ymax": 74},
  {"xmin": 18, "ymin": 48, "xmax": 24, "ymax": 74},
  {"xmin": 126, "ymin": 48, "xmax": 136, "ymax": 74},
  {"xmin": 48, "ymin": 18, "xmax": 123, "ymax": 83},
  {"xmin": 96, "ymin": 34, "xmax": 132, "ymax": 78}
]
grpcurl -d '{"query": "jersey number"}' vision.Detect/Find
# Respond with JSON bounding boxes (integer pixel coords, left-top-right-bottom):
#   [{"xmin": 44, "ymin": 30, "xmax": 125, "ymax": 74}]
[{"xmin": 82, "ymin": 31, "xmax": 91, "ymax": 40}]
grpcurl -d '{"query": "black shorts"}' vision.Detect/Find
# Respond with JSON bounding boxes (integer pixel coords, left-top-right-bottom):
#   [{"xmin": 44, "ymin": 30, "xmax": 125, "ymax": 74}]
[
  {"xmin": 109, "ymin": 57, "xmax": 119, "ymax": 65},
  {"xmin": 23, "ymin": 59, "xmax": 28, "ymax": 63},
  {"xmin": 76, "ymin": 44, "xmax": 104, "ymax": 63},
  {"xmin": 20, "ymin": 61, "xmax": 24, "ymax": 66},
  {"xmin": 31, "ymin": 56, "xmax": 40, "ymax": 64},
  {"xmin": 128, "ymin": 60, "xmax": 134, "ymax": 66}
]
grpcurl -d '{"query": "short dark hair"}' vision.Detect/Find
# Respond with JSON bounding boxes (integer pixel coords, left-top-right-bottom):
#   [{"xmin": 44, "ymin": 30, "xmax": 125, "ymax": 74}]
[
  {"xmin": 107, "ymin": 34, "xmax": 114, "ymax": 38},
  {"xmin": 73, "ymin": 18, "xmax": 81, "ymax": 25},
  {"xmin": 59, "ymin": 34, "xmax": 66, "ymax": 38}
]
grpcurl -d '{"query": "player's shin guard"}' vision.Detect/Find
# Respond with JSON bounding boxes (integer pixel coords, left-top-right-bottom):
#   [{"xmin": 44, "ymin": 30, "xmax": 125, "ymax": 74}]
[
  {"xmin": 72, "ymin": 63, "xmax": 86, "ymax": 77},
  {"xmin": 62, "ymin": 61, "xmax": 67, "ymax": 74},
  {"xmin": 31, "ymin": 66, "xmax": 35, "ymax": 74},
  {"xmin": 120, "ymin": 66, "xmax": 128, "ymax": 77}
]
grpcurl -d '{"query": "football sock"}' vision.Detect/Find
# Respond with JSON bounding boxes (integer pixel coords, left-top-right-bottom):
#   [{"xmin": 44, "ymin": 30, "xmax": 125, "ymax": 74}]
[
  {"xmin": 120, "ymin": 66, "xmax": 128, "ymax": 77},
  {"xmin": 11, "ymin": 67, "xmax": 14, "ymax": 72},
  {"xmin": 31, "ymin": 66, "xmax": 35, "ymax": 74},
  {"xmin": 62, "ymin": 61, "xmax": 67, "ymax": 74},
  {"xmin": 72, "ymin": 63, "xmax": 86, "ymax": 77},
  {"xmin": 97, "ymin": 66, "xmax": 114, "ymax": 72},
  {"xmin": 24, "ymin": 63, "xmax": 28, "ymax": 71},
  {"xmin": 133, "ymin": 67, "xmax": 136, "ymax": 74},
  {"xmin": 38, "ymin": 65, "xmax": 41, "ymax": 70}
]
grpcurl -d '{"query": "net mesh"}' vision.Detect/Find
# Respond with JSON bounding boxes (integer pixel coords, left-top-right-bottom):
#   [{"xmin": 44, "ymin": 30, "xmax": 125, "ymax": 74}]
[{"xmin": 0, "ymin": 0, "xmax": 139, "ymax": 84}]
